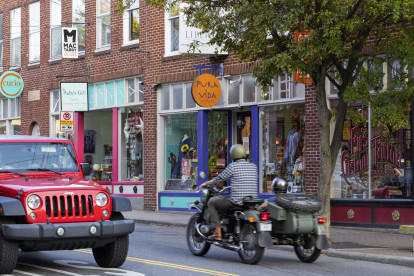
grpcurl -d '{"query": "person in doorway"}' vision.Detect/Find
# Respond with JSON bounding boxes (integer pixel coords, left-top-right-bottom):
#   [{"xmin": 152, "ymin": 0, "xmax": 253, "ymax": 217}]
[{"xmin": 200, "ymin": 144, "xmax": 258, "ymax": 241}]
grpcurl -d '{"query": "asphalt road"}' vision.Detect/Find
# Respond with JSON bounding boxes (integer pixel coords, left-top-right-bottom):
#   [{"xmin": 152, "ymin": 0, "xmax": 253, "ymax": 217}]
[{"xmin": 6, "ymin": 223, "xmax": 414, "ymax": 276}]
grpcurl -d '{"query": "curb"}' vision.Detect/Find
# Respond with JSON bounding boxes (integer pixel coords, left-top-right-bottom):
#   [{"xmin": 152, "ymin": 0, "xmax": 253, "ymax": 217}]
[
  {"xmin": 326, "ymin": 249, "xmax": 414, "ymax": 268},
  {"xmin": 132, "ymin": 219, "xmax": 187, "ymax": 227}
]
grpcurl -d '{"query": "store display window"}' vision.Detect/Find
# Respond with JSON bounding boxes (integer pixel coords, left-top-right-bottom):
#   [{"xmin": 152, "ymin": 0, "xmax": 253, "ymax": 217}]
[
  {"xmin": 261, "ymin": 104, "xmax": 305, "ymax": 193},
  {"xmin": 120, "ymin": 107, "xmax": 143, "ymax": 181},
  {"xmin": 164, "ymin": 113, "xmax": 198, "ymax": 190},
  {"xmin": 332, "ymin": 106, "xmax": 413, "ymax": 199},
  {"xmin": 84, "ymin": 110, "xmax": 113, "ymax": 181}
]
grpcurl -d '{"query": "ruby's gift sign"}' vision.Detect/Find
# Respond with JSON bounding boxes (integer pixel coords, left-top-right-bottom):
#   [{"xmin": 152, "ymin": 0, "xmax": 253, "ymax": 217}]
[
  {"xmin": 191, "ymin": 74, "xmax": 221, "ymax": 108},
  {"xmin": 341, "ymin": 126, "xmax": 402, "ymax": 185},
  {"xmin": 0, "ymin": 71, "xmax": 24, "ymax": 98}
]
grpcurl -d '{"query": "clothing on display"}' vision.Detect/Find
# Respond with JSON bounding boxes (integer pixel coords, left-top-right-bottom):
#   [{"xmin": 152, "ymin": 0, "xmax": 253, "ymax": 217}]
[
  {"xmin": 172, "ymin": 134, "xmax": 196, "ymax": 179},
  {"xmin": 284, "ymin": 128, "xmax": 301, "ymax": 180}
]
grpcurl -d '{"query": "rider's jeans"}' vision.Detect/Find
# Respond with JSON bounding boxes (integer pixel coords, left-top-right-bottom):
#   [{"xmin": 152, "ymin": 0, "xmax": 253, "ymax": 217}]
[{"xmin": 208, "ymin": 196, "xmax": 236, "ymax": 228}]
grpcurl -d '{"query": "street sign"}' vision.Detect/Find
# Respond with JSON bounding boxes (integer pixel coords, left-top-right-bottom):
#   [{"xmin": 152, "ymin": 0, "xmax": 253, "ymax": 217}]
[{"xmin": 60, "ymin": 111, "xmax": 74, "ymax": 132}]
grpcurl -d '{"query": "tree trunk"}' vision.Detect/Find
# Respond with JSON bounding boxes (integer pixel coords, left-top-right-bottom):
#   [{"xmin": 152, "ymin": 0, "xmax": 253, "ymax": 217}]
[{"xmin": 314, "ymin": 69, "xmax": 335, "ymax": 244}]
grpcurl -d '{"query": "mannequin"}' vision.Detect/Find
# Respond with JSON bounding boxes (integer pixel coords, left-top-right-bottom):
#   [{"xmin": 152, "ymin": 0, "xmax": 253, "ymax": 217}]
[
  {"xmin": 284, "ymin": 124, "xmax": 300, "ymax": 180},
  {"xmin": 172, "ymin": 134, "xmax": 195, "ymax": 179}
]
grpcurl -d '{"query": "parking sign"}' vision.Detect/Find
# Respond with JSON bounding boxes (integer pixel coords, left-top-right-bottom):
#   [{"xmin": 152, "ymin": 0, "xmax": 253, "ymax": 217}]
[{"xmin": 60, "ymin": 111, "xmax": 74, "ymax": 132}]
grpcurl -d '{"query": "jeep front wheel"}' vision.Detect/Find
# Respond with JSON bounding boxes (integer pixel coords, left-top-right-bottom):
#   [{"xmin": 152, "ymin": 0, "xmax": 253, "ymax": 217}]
[
  {"xmin": 92, "ymin": 212, "xmax": 129, "ymax": 268},
  {"xmin": 0, "ymin": 217, "xmax": 19, "ymax": 274}
]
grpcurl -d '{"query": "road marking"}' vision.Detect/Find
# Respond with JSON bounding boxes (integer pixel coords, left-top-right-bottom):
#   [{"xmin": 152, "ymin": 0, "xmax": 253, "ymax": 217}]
[
  {"xmin": 19, "ymin": 263, "xmax": 84, "ymax": 276},
  {"xmin": 76, "ymin": 249, "xmax": 240, "ymax": 276},
  {"xmin": 11, "ymin": 270, "xmax": 42, "ymax": 276}
]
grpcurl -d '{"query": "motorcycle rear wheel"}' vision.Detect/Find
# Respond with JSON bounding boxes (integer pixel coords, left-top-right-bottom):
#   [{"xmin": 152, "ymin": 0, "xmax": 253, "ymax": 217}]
[
  {"xmin": 238, "ymin": 224, "xmax": 264, "ymax": 265},
  {"xmin": 294, "ymin": 234, "xmax": 321, "ymax": 263},
  {"xmin": 186, "ymin": 214, "xmax": 211, "ymax": 256}
]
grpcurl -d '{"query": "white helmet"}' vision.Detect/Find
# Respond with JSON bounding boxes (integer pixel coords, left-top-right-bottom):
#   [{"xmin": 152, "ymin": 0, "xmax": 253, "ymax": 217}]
[{"xmin": 230, "ymin": 144, "xmax": 247, "ymax": 161}]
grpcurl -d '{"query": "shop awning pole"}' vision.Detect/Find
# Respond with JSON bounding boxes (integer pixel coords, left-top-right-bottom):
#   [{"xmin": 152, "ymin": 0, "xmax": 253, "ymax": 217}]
[{"xmin": 368, "ymin": 103, "xmax": 372, "ymax": 199}]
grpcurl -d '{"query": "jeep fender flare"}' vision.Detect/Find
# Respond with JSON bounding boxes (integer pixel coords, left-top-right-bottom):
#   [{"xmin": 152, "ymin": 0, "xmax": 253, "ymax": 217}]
[
  {"xmin": 111, "ymin": 195, "xmax": 132, "ymax": 212},
  {"xmin": 0, "ymin": 196, "xmax": 26, "ymax": 216}
]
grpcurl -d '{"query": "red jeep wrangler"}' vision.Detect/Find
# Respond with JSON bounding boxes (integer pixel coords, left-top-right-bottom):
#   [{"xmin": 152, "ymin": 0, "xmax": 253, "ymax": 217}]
[{"xmin": 0, "ymin": 135, "xmax": 135, "ymax": 274}]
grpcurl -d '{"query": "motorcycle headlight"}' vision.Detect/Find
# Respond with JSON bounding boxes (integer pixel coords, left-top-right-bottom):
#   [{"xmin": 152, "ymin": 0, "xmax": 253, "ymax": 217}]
[
  {"xmin": 202, "ymin": 189, "xmax": 208, "ymax": 204},
  {"xmin": 95, "ymin": 193, "xmax": 108, "ymax": 207},
  {"xmin": 27, "ymin": 195, "xmax": 41, "ymax": 210}
]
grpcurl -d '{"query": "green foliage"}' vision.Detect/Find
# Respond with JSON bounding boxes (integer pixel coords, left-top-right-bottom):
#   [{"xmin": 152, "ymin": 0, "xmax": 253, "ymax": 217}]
[{"xmin": 138, "ymin": 0, "xmax": 414, "ymax": 134}]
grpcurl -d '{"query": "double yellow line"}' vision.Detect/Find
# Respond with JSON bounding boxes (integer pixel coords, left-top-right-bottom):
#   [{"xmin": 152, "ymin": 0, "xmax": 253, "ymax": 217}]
[{"xmin": 76, "ymin": 249, "xmax": 239, "ymax": 276}]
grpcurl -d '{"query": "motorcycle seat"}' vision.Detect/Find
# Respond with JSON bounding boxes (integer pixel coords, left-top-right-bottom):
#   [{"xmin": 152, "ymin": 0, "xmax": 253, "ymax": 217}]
[{"xmin": 243, "ymin": 198, "xmax": 264, "ymax": 205}]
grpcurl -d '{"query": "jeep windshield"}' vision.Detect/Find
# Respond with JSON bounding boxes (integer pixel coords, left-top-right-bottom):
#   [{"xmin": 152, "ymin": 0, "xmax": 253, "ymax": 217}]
[{"xmin": 0, "ymin": 142, "xmax": 79, "ymax": 173}]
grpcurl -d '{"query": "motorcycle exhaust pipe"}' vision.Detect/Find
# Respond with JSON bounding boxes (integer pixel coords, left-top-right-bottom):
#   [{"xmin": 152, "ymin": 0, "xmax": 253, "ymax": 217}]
[{"xmin": 211, "ymin": 241, "xmax": 241, "ymax": 252}]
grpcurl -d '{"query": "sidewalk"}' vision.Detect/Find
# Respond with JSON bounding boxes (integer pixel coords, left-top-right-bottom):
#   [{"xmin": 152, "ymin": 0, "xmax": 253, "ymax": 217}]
[{"xmin": 124, "ymin": 210, "xmax": 414, "ymax": 267}]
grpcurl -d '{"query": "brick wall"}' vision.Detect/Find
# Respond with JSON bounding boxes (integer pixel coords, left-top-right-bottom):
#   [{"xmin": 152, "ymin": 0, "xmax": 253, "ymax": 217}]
[
  {"xmin": 0, "ymin": 0, "xmax": 148, "ymax": 135},
  {"xmin": 304, "ymin": 85, "xmax": 320, "ymax": 195},
  {"xmin": 0, "ymin": 1, "xmax": 321, "ymax": 211}
]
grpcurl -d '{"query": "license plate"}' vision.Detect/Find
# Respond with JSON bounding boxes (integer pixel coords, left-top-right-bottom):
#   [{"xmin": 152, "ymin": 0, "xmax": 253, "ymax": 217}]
[{"xmin": 260, "ymin": 223, "xmax": 272, "ymax": 231}]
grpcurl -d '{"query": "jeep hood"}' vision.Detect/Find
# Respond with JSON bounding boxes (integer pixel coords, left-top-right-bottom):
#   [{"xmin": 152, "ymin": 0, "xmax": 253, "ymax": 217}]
[{"xmin": 0, "ymin": 177, "xmax": 104, "ymax": 196}]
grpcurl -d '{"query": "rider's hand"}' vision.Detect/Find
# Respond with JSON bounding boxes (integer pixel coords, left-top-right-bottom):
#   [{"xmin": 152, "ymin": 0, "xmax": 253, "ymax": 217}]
[{"xmin": 200, "ymin": 183, "xmax": 208, "ymax": 190}]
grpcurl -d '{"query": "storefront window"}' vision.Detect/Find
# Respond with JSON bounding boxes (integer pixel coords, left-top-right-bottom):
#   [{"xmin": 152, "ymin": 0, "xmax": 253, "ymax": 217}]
[
  {"xmin": 261, "ymin": 104, "xmax": 305, "ymax": 193},
  {"xmin": 243, "ymin": 75, "xmax": 255, "ymax": 103},
  {"xmin": 208, "ymin": 112, "xmax": 228, "ymax": 181},
  {"xmin": 164, "ymin": 113, "xmax": 198, "ymax": 190},
  {"xmin": 120, "ymin": 107, "xmax": 143, "ymax": 181},
  {"xmin": 84, "ymin": 111, "xmax": 113, "ymax": 182},
  {"xmin": 1, "ymin": 97, "xmax": 21, "ymax": 135},
  {"xmin": 332, "ymin": 106, "xmax": 413, "ymax": 199}
]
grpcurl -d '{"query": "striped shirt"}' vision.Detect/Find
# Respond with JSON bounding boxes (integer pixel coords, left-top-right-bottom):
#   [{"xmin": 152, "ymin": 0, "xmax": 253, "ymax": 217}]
[{"xmin": 213, "ymin": 159, "xmax": 258, "ymax": 202}]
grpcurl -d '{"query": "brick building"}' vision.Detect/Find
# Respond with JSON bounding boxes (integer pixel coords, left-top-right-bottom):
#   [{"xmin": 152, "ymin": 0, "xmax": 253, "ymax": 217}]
[{"xmin": 1, "ymin": 1, "xmax": 412, "ymax": 228}]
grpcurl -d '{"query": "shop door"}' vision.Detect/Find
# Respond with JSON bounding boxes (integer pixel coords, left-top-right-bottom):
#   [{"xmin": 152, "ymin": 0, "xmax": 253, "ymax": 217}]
[
  {"xmin": 236, "ymin": 111, "xmax": 252, "ymax": 162},
  {"xmin": 208, "ymin": 111, "xmax": 228, "ymax": 182}
]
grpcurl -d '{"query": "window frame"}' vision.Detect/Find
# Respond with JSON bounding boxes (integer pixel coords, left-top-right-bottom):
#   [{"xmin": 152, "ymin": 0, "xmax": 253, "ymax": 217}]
[
  {"xmin": 165, "ymin": 3, "xmax": 180, "ymax": 56},
  {"xmin": 123, "ymin": 1, "xmax": 139, "ymax": 45},
  {"xmin": 10, "ymin": 7, "xmax": 21, "ymax": 68},
  {"xmin": 96, "ymin": 0, "xmax": 111, "ymax": 49},
  {"xmin": 72, "ymin": 0, "xmax": 86, "ymax": 54},
  {"xmin": 29, "ymin": 2, "xmax": 40, "ymax": 63},
  {"xmin": 50, "ymin": 0, "xmax": 62, "ymax": 60}
]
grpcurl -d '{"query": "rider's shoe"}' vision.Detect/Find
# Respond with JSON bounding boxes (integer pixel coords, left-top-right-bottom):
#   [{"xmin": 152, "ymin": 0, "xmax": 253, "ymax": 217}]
[{"xmin": 208, "ymin": 227, "xmax": 222, "ymax": 241}]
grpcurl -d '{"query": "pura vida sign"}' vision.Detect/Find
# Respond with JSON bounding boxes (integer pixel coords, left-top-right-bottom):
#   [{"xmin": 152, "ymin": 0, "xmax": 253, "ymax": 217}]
[
  {"xmin": 191, "ymin": 74, "xmax": 221, "ymax": 108},
  {"xmin": 0, "ymin": 71, "xmax": 24, "ymax": 98}
]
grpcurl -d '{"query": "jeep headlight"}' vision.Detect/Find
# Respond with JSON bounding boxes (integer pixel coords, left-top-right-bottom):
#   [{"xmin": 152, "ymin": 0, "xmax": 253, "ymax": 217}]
[
  {"xmin": 95, "ymin": 193, "xmax": 108, "ymax": 207},
  {"xmin": 27, "ymin": 195, "xmax": 41, "ymax": 210}
]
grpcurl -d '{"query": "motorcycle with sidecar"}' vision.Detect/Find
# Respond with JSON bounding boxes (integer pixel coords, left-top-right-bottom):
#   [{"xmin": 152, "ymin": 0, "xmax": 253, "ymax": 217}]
[{"xmin": 262, "ymin": 177, "xmax": 329, "ymax": 262}]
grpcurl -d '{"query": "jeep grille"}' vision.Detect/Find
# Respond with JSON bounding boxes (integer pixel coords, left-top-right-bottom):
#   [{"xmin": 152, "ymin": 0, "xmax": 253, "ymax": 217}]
[{"xmin": 45, "ymin": 195, "xmax": 94, "ymax": 218}]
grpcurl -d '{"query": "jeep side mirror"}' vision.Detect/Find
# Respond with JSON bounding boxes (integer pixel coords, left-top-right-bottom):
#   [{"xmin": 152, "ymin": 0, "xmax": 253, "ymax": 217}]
[{"xmin": 80, "ymin": 163, "xmax": 90, "ymax": 176}]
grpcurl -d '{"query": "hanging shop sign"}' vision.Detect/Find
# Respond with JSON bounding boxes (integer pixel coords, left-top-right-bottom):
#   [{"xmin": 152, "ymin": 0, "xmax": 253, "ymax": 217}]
[
  {"xmin": 293, "ymin": 31, "xmax": 312, "ymax": 84},
  {"xmin": 0, "ymin": 71, "xmax": 24, "ymax": 98},
  {"xmin": 341, "ymin": 126, "xmax": 402, "ymax": 186},
  {"xmin": 60, "ymin": 82, "xmax": 88, "ymax": 111},
  {"xmin": 62, "ymin": 27, "xmax": 78, "ymax": 58},
  {"xmin": 179, "ymin": 3, "xmax": 227, "ymax": 55},
  {"xmin": 191, "ymin": 74, "xmax": 222, "ymax": 108},
  {"xmin": 60, "ymin": 111, "xmax": 74, "ymax": 132}
]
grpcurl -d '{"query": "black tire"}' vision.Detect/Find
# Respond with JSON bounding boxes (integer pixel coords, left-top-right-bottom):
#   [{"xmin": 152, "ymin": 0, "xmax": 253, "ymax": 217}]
[
  {"xmin": 276, "ymin": 194, "xmax": 321, "ymax": 213},
  {"xmin": 294, "ymin": 234, "xmax": 321, "ymax": 263},
  {"xmin": 0, "ymin": 217, "xmax": 19, "ymax": 274},
  {"xmin": 92, "ymin": 212, "xmax": 129, "ymax": 268},
  {"xmin": 238, "ymin": 224, "xmax": 265, "ymax": 265},
  {"xmin": 186, "ymin": 214, "xmax": 211, "ymax": 256}
]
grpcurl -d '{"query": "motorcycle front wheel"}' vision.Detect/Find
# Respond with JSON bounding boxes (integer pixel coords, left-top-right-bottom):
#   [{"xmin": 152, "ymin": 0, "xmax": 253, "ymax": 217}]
[
  {"xmin": 238, "ymin": 224, "xmax": 265, "ymax": 265},
  {"xmin": 294, "ymin": 234, "xmax": 321, "ymax": 263},
  {"xmin": 186, "ymin": 214, "xmax": 211, "ymax": 256}
]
